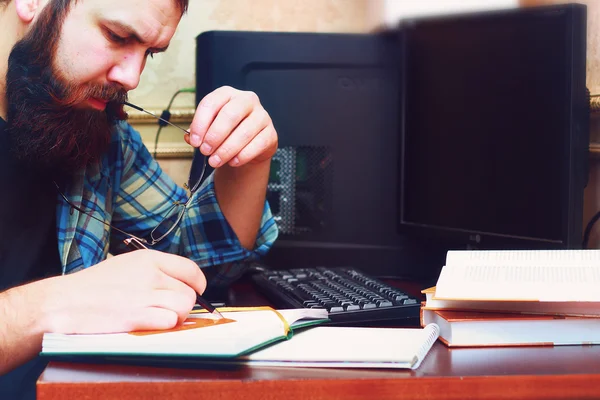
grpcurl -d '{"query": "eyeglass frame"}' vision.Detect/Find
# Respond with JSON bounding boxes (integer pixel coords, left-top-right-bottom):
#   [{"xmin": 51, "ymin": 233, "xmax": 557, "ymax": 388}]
[{"xmin": 54, "ymin": 103, "xmax": 208, "ymax": 249}]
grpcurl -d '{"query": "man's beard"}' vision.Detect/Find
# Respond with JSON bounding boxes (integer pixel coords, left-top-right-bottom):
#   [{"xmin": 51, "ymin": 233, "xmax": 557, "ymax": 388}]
[{"xmin": 4, "ymin": 2, "xmax": 128, "ymax": 176}]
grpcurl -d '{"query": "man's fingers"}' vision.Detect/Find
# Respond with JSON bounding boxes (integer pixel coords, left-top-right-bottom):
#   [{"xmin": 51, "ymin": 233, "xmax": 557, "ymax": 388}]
[
  {"xmin": 202, "ymin": 97, "xmax": 254, "ymax": 162},
  {"xmin": 189, "ymin": 86, "xmax": 235, "ymax": 148},
  {"xmin": 141, "ymin": 250, "xmax": 208, "ymax": 296},
  {"xmin": 157, "ymin": 273, "xmax": 198, "ymax": 301},
  {"xmin": 148, "ymin": 289, "xmax": 196, "ymax": 325},
  {"xmin": 150, "ymin": 287, "xmax": 196, "ymax": 311},
  {"xmin": 209, "ymin": 107, "xmax": 270, "ymax": 167},
  {"xmin": 128, "ymin": 307, "xmax": 180, "ymax": 332},
  {"xmin": 231, "ymin": 125, "xmax": 278, "ymax": 166}
]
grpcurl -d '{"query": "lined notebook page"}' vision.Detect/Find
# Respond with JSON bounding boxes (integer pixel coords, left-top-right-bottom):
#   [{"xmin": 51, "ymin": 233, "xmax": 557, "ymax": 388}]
[{"xmin": 435, "ymin": 263, "xmax": 600, "ymax": 301}]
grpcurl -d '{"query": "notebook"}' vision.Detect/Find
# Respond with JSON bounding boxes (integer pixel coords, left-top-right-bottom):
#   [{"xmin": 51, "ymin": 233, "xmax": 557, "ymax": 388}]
[
  {"xmin": 41, "ymin": 307, "xmax": 329, "ymax": 359},
  {"xmin": 238, "ymin": 324, "xmax": 440, "ymax": 369}
]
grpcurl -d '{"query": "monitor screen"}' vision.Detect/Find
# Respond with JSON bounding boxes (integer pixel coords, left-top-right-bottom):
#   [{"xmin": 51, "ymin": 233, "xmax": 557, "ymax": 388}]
[{"xmin": 399, "ymin": 4, "xmax": 588, "ymax": 250}]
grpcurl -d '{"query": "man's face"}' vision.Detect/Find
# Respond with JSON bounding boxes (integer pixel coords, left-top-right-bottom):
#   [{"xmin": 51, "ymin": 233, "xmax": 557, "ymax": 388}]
[{"xmin": 5, "ymin": 0, "xmax": 181, "ymax": 175}]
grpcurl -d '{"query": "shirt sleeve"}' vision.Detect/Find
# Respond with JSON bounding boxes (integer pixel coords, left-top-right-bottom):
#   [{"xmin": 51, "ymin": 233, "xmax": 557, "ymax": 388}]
[{"xmin": 109, "ymin": 123, "xmax": 278, "ymax": 286}]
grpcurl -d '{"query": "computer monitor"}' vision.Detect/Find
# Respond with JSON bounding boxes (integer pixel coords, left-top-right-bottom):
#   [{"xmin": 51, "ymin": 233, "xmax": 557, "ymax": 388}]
[
  {"xmin": 398, "ymin": 4, "xmax": 589, "ymax": 250},
  {"xmin": 196, "ymin": 31, "xmax": 446, "ymax": 280}
]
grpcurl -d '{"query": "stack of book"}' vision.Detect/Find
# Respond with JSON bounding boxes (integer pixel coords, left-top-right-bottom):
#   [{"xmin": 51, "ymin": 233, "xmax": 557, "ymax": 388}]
[{"xmin": 420, "ymin": 249, "xmax": 600, "ymax": 347}]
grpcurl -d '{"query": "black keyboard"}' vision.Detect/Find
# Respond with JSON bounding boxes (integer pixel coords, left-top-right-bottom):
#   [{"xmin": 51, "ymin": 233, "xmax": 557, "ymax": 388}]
[{"xmin": 250, "ymin": 266, "xmax": 421, "ymax": 326}]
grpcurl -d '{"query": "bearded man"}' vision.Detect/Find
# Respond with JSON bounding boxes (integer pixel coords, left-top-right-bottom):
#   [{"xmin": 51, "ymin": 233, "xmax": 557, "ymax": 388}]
[{"xmin": 0, "ymin": 0, "xmax": 278, "ymax": 397}]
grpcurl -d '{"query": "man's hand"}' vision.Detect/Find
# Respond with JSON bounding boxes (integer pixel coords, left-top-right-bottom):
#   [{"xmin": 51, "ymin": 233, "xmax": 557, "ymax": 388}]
[
  {"xmin": 37, "ymin": 250, "xmax": 206, "ymax": 334},
  {"xmin": 186, "ymin": 86, "xmax": 278, "ymax": 168},
  {"xmin": 0, "ymin": 250, "xmax": 206, "ymax": 374},
  {"xmin": 183, "ymin": 86, "xmax": 278, "ymax": 250}
]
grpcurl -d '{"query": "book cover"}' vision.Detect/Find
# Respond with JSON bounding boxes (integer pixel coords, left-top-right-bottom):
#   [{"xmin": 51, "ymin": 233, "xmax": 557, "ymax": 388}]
[
  {"xmin": 421, "ymin": 307, "xmax": 600, "ymax": 347},
  {"xmin": 421, "ymin": 286, "xmax": 600, "ymax": 317}
]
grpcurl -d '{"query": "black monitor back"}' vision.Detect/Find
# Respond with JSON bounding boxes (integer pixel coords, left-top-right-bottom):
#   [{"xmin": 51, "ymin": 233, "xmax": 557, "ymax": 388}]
[{"xmin": 196, "ymin": 31, "xmax": 445, "ymax": 280}]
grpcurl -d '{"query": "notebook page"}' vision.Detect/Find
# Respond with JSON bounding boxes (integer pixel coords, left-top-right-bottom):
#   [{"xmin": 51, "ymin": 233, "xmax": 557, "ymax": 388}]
[
  {"xmin": 243, "ymin": 325, "xmax": 439, "ymax": 369},
  {"xmin": 276, "ymin": 308, "xmax": 329, "ymax": 326},
  {"xmin": 435, "ymin": 264, "xmax": 600, "ymax": 301},
  {"xmin": 445, "ymin": 249, "xmax": 600, "ymax": 267},
  {"xmin": 412, "ymin": 323, "xmax": 440, "ymax": 369},
  {"xmin": 42, "ymin": 309, "xmax": 309, "ymax": 356}
]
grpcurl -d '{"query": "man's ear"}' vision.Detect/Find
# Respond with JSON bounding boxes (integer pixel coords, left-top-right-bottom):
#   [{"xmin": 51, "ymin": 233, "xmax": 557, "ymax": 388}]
[{"xmin": 14, "ymin": 0, "xmax": 47, "ymax": 24}]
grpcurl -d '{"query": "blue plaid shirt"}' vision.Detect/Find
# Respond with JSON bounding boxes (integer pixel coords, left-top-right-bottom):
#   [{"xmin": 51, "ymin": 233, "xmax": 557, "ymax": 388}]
[{"xmin": 56, "ymin": 122, "xmax": 278, "ymax": 287}]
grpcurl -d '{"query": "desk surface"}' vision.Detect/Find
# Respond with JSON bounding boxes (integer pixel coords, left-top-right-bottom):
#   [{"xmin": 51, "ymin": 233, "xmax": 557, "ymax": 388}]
[{"xmin": 36, "ymin": 281, "xmax": 600, "ymax": 400}]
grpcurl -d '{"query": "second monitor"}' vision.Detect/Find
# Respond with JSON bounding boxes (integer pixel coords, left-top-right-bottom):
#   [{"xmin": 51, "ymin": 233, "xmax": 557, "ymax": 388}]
[{"xmin": 398, "ymin": 4, "xmax": 589, "ymax": 250}]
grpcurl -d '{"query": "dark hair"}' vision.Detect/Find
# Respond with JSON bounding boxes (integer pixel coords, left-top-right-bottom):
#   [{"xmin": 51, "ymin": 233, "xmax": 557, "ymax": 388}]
[{"xmin": 0, "ymin": 0, "xmax": 188, "ymax": 14}]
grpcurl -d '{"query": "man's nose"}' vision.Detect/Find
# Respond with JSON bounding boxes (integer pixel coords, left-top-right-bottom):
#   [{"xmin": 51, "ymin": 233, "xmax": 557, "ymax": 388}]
[{"xmin": 107, "ymin": 54, "xmax": 144, "ymax": 91}]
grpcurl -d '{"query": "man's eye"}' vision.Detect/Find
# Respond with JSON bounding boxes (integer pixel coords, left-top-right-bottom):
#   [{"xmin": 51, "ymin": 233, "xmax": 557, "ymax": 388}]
[
  {"xmin": 146, "ymin": 50, "xmax": 157, "ymax": 59},
  {"xmin": 107, "ymin": 30, "xmax": 126, "ymax": 44}
]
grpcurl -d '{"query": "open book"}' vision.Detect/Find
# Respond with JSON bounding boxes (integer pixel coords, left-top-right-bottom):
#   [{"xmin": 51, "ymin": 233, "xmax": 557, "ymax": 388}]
[
  {"xmin": 434, "ymin": 249, "xmax": 600, "ymax": 302},
  {"xmin": 41, "ymin": 308, "xmax": 329, "ymax": 359}
]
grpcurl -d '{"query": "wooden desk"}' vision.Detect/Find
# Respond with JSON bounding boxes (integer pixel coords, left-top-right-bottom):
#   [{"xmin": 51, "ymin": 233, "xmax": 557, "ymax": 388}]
[{"xmin": 36, "ymin": 281, "xmax": 600, "ymax": 400}]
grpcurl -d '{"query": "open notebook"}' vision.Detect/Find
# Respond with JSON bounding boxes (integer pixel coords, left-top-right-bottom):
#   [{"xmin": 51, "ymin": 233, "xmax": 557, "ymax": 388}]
[
  {"xmin": 238, "ymin": 324, "xmax": 440, "ymax": 369},
  {"xmin": 41, "ymin": 308, "xmax": 329, "ymax": 359}
]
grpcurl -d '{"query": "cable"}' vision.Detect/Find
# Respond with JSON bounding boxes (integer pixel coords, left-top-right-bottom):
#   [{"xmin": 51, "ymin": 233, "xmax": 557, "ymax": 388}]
[
  {"xmin": 153, "ymin": 87, "xmax": 195, "ymax": 159},
  {"xmin": 582, "ymin": 210, "xmax": 600, "ymax": 249}
]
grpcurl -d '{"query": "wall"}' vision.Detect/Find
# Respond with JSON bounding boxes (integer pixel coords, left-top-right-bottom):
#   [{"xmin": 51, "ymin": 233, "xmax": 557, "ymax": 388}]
[{"xmin": 371, "ymin": 0, "xmax": 518, "ymax": 27}]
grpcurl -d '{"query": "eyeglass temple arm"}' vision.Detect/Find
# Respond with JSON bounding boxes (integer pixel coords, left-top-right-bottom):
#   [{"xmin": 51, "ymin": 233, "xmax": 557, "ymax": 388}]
[
  {"xmin": 124, "ymin": 101, "xmax": 207, "ymax": 193},
  {"xmin": 124, "ymin": 237, "xmax": 149, "ymax": 250},
  {"xmin": 53, "ymin": 181, "xmax": 150, "ymax": 246},
  {"xmin": 123, "ymin": 102, "xmax": 190, "ymax": 135}
]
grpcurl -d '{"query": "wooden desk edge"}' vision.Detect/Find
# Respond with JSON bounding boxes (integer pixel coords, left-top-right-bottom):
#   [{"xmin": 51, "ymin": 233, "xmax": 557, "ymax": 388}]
[{"xmin": 37, "ymin": 370, "xmax": 600, "ymax": 400}]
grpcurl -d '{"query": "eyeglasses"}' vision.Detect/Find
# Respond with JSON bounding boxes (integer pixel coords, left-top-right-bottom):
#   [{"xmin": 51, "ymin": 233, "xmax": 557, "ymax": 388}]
[{"xmin": 54, "ymin": 102, "xmax": 208, "ymax": 249}]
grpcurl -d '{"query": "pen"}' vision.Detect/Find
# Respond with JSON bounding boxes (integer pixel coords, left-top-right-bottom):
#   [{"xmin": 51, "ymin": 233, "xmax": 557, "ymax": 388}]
[
  {"xmin": 193, "ymin": 294, "xmax": 225, "ymax": 319},
  {"xmin": 123, "ymin": 237, "xmax": 225, "ymax": 319}
]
